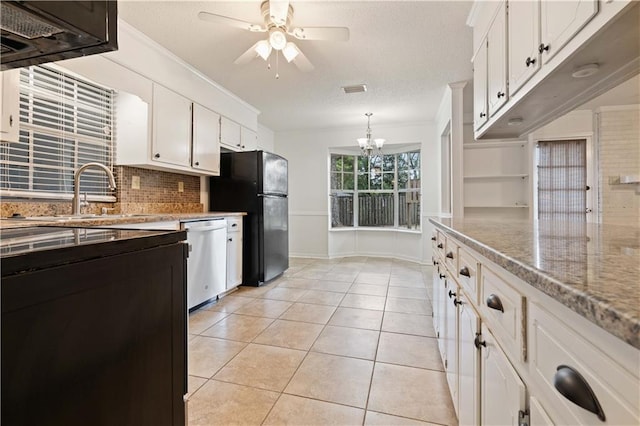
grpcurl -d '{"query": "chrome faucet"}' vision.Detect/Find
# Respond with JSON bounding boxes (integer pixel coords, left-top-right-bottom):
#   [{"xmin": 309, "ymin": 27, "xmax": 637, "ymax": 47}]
[{"xmin": 72, "ymin": 163, "xmax": 117, "ymax": 215}]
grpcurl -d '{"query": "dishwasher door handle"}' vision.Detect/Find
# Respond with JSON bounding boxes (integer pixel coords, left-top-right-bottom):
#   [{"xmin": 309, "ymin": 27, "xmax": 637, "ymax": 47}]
[{"xmin": 187, "ymin": 225, "xmax": 226, "ymax": 232}]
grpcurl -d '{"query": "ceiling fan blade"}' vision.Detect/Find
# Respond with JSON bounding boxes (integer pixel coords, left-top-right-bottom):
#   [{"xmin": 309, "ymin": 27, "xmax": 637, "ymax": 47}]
[
  {"xmin": 288, "ymin": 26, "xmax": 350, "ymax": 42},
  {"xmin": 292, "ymin": 49, "xmax": 314, "ymax": 72},
  {"xmin": 198, "ymin": 11, "xmax": 265, "ymax": 32},
  {"xmin": 268, "ymin": 0, "xmax": 290, "ymax": 27},
  {"xmin": 233, "ymin": 42, "xmax": 262, "ymax": 65}
]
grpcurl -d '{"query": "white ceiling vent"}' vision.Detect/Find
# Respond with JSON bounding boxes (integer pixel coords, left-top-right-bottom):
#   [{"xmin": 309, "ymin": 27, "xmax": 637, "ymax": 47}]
[{"xmin": 342, "ymin": 84, "xmax": 367, "ymax": 94}]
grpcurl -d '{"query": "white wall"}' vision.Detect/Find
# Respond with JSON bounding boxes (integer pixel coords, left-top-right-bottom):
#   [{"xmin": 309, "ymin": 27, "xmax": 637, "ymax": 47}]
[
  {"xmin": 275, "ymin": 122, "xmax": 437, "ymax": 263},
  {"xmin": 257, "ymin": 124, "xmax": 275, "ymax": 152}
]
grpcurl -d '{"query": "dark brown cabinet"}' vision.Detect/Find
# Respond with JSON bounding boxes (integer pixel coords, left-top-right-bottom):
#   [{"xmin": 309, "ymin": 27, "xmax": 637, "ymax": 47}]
[{"xmin": 2, "ymin": 234, "xmax": 187, "ymax": 426}]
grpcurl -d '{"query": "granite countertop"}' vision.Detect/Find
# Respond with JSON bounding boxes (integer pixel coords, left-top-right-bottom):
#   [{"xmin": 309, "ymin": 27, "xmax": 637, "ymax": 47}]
[
  {"xmin": 430, "ymin": 218, "xmax": 640, "ymax": 350},
  {"xmin": 0, "ymin": 212, "xmax": 246, "ymax": 229},
  {"xmin": 1, "ymin": 226, "xmax": 187, "ymax": 276}
]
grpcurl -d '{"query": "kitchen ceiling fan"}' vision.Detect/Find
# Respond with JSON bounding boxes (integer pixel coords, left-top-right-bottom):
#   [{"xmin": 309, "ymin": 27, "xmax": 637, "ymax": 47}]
[{"xmin": 198, "ymin": 0, "xmax": 349, "ymax": 76}]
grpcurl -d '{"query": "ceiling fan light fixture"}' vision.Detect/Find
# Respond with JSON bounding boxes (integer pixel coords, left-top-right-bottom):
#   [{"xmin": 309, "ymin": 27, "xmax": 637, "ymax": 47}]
[
  {"xmin": 282, "ymin": 42, "xmax": 300, "ymax": 62},
  {"xmin": 269, "ymin": 28, "xmax": 287, "ymax": 50},
  {"xmin": 255, "ymin": 40, "xmax": 272, "ymax": 60}
]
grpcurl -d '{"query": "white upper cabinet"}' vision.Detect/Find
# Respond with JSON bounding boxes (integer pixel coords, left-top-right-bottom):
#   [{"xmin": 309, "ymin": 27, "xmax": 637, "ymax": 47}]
[
  {"xmin": 470, "ymin": 0, "xmax": 636, "ymax": 139},
  {"xmin": 487, "ymin": 1, "xmax": 508, "ymax": 117},
  {"xmin": 240, "ymin": 127, "xmax": 258, "ymax": 151},
  {"xmin": 220, "ymin": 117, "xmax": 242, "ymax": 150},
  {"xmin": 192, "ymin": 104, "xmax": 220, "ymax": 175},
  {"xmin": 508, "ymin": 0, "xmax": 541, "ymax": 96},
  {"xmin": 0, "ymin": 70, "xmax": 20, "ymax": 143},
  {"xmin": 540, "ymin": 0, "xmax": 598, "ymax": 64},
  {"xmin": 152, "ymin": 84, "xmax": 192, "ymax": 168},
  {"xmin": 473, "ymin": 40, "xmax": 488, "ymax": 131}
]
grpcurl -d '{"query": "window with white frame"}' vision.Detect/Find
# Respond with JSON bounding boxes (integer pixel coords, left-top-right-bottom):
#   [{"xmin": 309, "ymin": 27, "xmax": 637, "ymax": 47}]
[
  {"xmin": 330, "ymin": 149, "xmax": 421, "ymax": 229},
  {"xmin": 0, "ymin": 65, "xmax": 115, "ymax": 200}
]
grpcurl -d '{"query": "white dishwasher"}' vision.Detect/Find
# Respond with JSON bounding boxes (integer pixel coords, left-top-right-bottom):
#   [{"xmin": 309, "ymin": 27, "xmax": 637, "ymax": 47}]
[{"xmin": 183, "ymin": 219, "xmax": 227, "ymax": 311}]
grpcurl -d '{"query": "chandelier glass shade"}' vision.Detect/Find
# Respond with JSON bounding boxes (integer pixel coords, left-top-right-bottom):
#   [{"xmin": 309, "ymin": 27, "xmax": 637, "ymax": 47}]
[{"xmin": 358, "ymin": 113, "xmax": 385, "ymax": 157}]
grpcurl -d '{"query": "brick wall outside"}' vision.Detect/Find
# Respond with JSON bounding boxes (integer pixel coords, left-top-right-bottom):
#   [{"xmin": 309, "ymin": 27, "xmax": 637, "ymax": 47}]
[{"xmin": 598, "ymin": 107, "xmax": 640, "ymax": 225}]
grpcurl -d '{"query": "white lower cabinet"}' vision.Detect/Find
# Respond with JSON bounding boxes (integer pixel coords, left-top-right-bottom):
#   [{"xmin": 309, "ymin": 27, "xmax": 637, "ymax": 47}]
[
  {"xmin": 443, "ymin": 277, "xmax": 459, "ymax": 414},
  {"xmin": 432, "ymin": 231, "xmax": 640, "ymax": 426},
  {"xmin": 225, "ymin": 217, "xmax": 243, "ymax": 289},
  {"xmin": 458, "ymin": 294, "xmax": 480, "ymax": 426},
  {"xmin": 479, "ymin": 324, "xmax": 527, "ymax": 425}
]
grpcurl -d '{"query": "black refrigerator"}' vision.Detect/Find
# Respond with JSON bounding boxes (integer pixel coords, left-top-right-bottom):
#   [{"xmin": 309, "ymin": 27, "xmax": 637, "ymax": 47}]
[{"xmin": 209, "ymin": 150, "xmax": 288, "ymax": 286}]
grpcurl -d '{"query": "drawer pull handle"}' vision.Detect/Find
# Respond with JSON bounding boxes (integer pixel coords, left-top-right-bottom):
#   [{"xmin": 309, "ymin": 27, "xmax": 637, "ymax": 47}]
[
  {"xmin": 554, "ymin": 365, "xmax": 606, "ymax": 421},
  {"xmin": 486, "ymin": 294, "xmax": 504, "ymax": 312},
  {"xmin": 448, "ymin": 290, "xmax": 456, "ymax": 299},
  {"xmin": 437, "ymin": 243, "xmax": 443, "ymax": 249},
  {"xmin": 439, "ymin": 273, "xmax": 446, "ymax": 279},
  {"xmin": 446, "ymin": 251, "xmax": 454, "ymax": 259},
  {"xmin": 431, "ymin": 236, "xmax": 436, "ymax": 241},
  {"xmin": 459, "ymin": 266, "xmax": 470, "ymax": 277},
  {"xmin": 474, "ymin": 333, "xmax": 486, "ymax": 349}
]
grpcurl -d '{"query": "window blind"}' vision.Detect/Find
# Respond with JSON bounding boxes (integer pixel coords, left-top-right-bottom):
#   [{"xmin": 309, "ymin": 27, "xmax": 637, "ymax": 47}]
[
  {"xmin": 537, "ymin": 139, "xmax": 586, "ymax": 221},
  {"xmin": 0, "ymin": 65, "xmax": 115, "ymax": 200}
]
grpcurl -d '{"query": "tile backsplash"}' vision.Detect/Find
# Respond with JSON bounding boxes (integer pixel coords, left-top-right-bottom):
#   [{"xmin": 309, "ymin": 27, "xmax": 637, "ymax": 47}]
[{"xmin": 0, "ymin": 166, "xmax": 203, "ymax": 217}]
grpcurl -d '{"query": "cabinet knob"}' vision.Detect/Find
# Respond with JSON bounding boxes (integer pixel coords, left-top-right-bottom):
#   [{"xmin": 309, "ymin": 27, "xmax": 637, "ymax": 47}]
[
  {"xmin": 154, "ymin": 153, "xmax": 160, "ymax": 158},
  {"xmin": 437, "ymin": 243, "xmax": 443, "ymax": 249},
  {"xmin": 538, "ymin": 43, "xmax": 550, "ymax": 53},
  {"xmin": 497, "ymin": 91, "xmax": 506, "ymax": 99},
  {"xmin": 433, "ymin": 259, "xmax": 439, "ymax": 266},
  {"xmin": 241, "ymin": 145, "xmax": 245, "ymax": 149},
  {"xmin": 431, "ymin": 236, "xmax": 436, "ymax": 241},
  {"xmin": 474, "ymin": 333, "xmax": 486, "ymax": 349},
  {"xmin": 453, "ymin": 298, "xmax": 463, "ymax": 306},
  {"xmin": 448, "ymin": 290, "xmax": 456, "ymax": 299},
  {"xmin": 459, "ymin": 266, "xmax": 470, "ymax": 277},
  {"xmin": 228, "ymin": 238, "xmax": 233, "ymax": 242},
  {"xmin": 232, "ymin": 223, "xmax": 237, "ymax": 227},
  {"xmin": 9, "ymin": 114, "xmax": 13, "ymax": 127},
  {"xmin": 486, "ymin": 294, "xmax": 504, "ymax": 312},
  {"xmin": 446, "ymin": 251, "xmax": 454, "ymax": 259},
  {"xmin": 554, "ymin": 365, "xmax": 606, "ymax": 421},
  {"xmin": 195, "ymin": 161, "xmax": 200, "ymax": 166},
  {"xmin": 479, "ymin": 112, "xmax": 487, "ymax": 118},
  {"xmin": 525, "ymin": 57, "xmax": 536, "ymax": 67},
  {"xmin": 439, "ymin": 273, "xmax": 446, "ymax": 279}
]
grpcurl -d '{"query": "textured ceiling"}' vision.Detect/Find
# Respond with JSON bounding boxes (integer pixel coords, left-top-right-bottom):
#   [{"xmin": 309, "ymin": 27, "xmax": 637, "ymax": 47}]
[{"xmin": 118, "ymin": 1, "xmax": 474, "ymax": 131}]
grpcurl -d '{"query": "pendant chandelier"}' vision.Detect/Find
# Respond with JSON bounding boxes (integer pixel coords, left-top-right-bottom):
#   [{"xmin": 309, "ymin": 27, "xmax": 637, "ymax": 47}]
[{"xmin": 357, "ymin": 113, "xmax": 385, "ymax": 158}]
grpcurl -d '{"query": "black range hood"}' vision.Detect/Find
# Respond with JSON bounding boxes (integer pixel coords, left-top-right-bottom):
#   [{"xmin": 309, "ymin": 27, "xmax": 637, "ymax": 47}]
[{"xmin": 1, "ymin": 1, "xmax": 118, "ymax": 71}]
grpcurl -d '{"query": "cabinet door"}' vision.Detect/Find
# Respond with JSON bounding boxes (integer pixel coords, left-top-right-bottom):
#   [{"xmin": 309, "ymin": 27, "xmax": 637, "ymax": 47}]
[
  {"xmin": 226, "ymin": 233, "xmax": 242, "ymax": 288},
  {"xmin": 530, "ymin": 396, "xmax": 555, "ymax": 425},
  {"xmin": 508, "ymin": 0, "xmax": 541, "ymax": 96},
  {"xmin": 220, "ymin": 117, "xmax": 241, "ymax": 150},
  {"xmin": 1, "ymin": 69, "xmax": 20, "ymax": 143},
  {"xmin": 540, "ymin": 0, "xmax": 598, "ymax": 64},
  {"xmin": 480, "ymin": 324, "xmax": 527, "ymax": 426},
  {"xmin": 240, "ymin": 127, "xmax": 258, "ymax": 151},
  {"xmin": 444, "ymin": 278, "xmax": 459, "ymax": 414},
  {"xmin": 152, "ymin": 84, "xmax": 191, "ymax": 167},
  {"xmin": 192, "ymin": 104, "xmax": 221, "ymax": 174},
  {"xmin": 487, "ymin": 1, "xmax": 508, "ymax": 117},
  {"xmin": 458, "ymin": 295, "xmax": 480, "ymax": 426},
  {"xmin": 473, "ymin": 40, "xmax": 488, "ymax": 131}
]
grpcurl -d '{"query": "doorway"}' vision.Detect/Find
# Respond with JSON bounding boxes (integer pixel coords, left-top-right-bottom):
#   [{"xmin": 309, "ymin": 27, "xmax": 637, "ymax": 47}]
[{"xmin": 536, "ymin": 139, "xmax": 590, "ymax": 221}]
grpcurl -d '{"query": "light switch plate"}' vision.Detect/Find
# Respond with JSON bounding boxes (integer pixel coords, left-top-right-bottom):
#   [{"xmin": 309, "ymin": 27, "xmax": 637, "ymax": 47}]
[
  {"xmin": 178, "ymin": 181, "xmax": 184, "ymax": 193},
  {"xmin": 131, "ymin": 175, "xmax": 140, "ymax": 190}
]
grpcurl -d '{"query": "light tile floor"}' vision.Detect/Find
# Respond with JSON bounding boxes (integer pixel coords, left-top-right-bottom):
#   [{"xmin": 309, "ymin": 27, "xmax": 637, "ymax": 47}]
[{"xmin": 187, "ymin": 257, "xmax": 457, "ymax": 426}]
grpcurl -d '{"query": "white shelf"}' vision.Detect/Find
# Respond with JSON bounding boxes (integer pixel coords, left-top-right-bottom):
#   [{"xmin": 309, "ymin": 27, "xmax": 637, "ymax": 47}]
[{"xmin": 464, "ymin": 174, "xmax": 528, "ymax": 179}]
